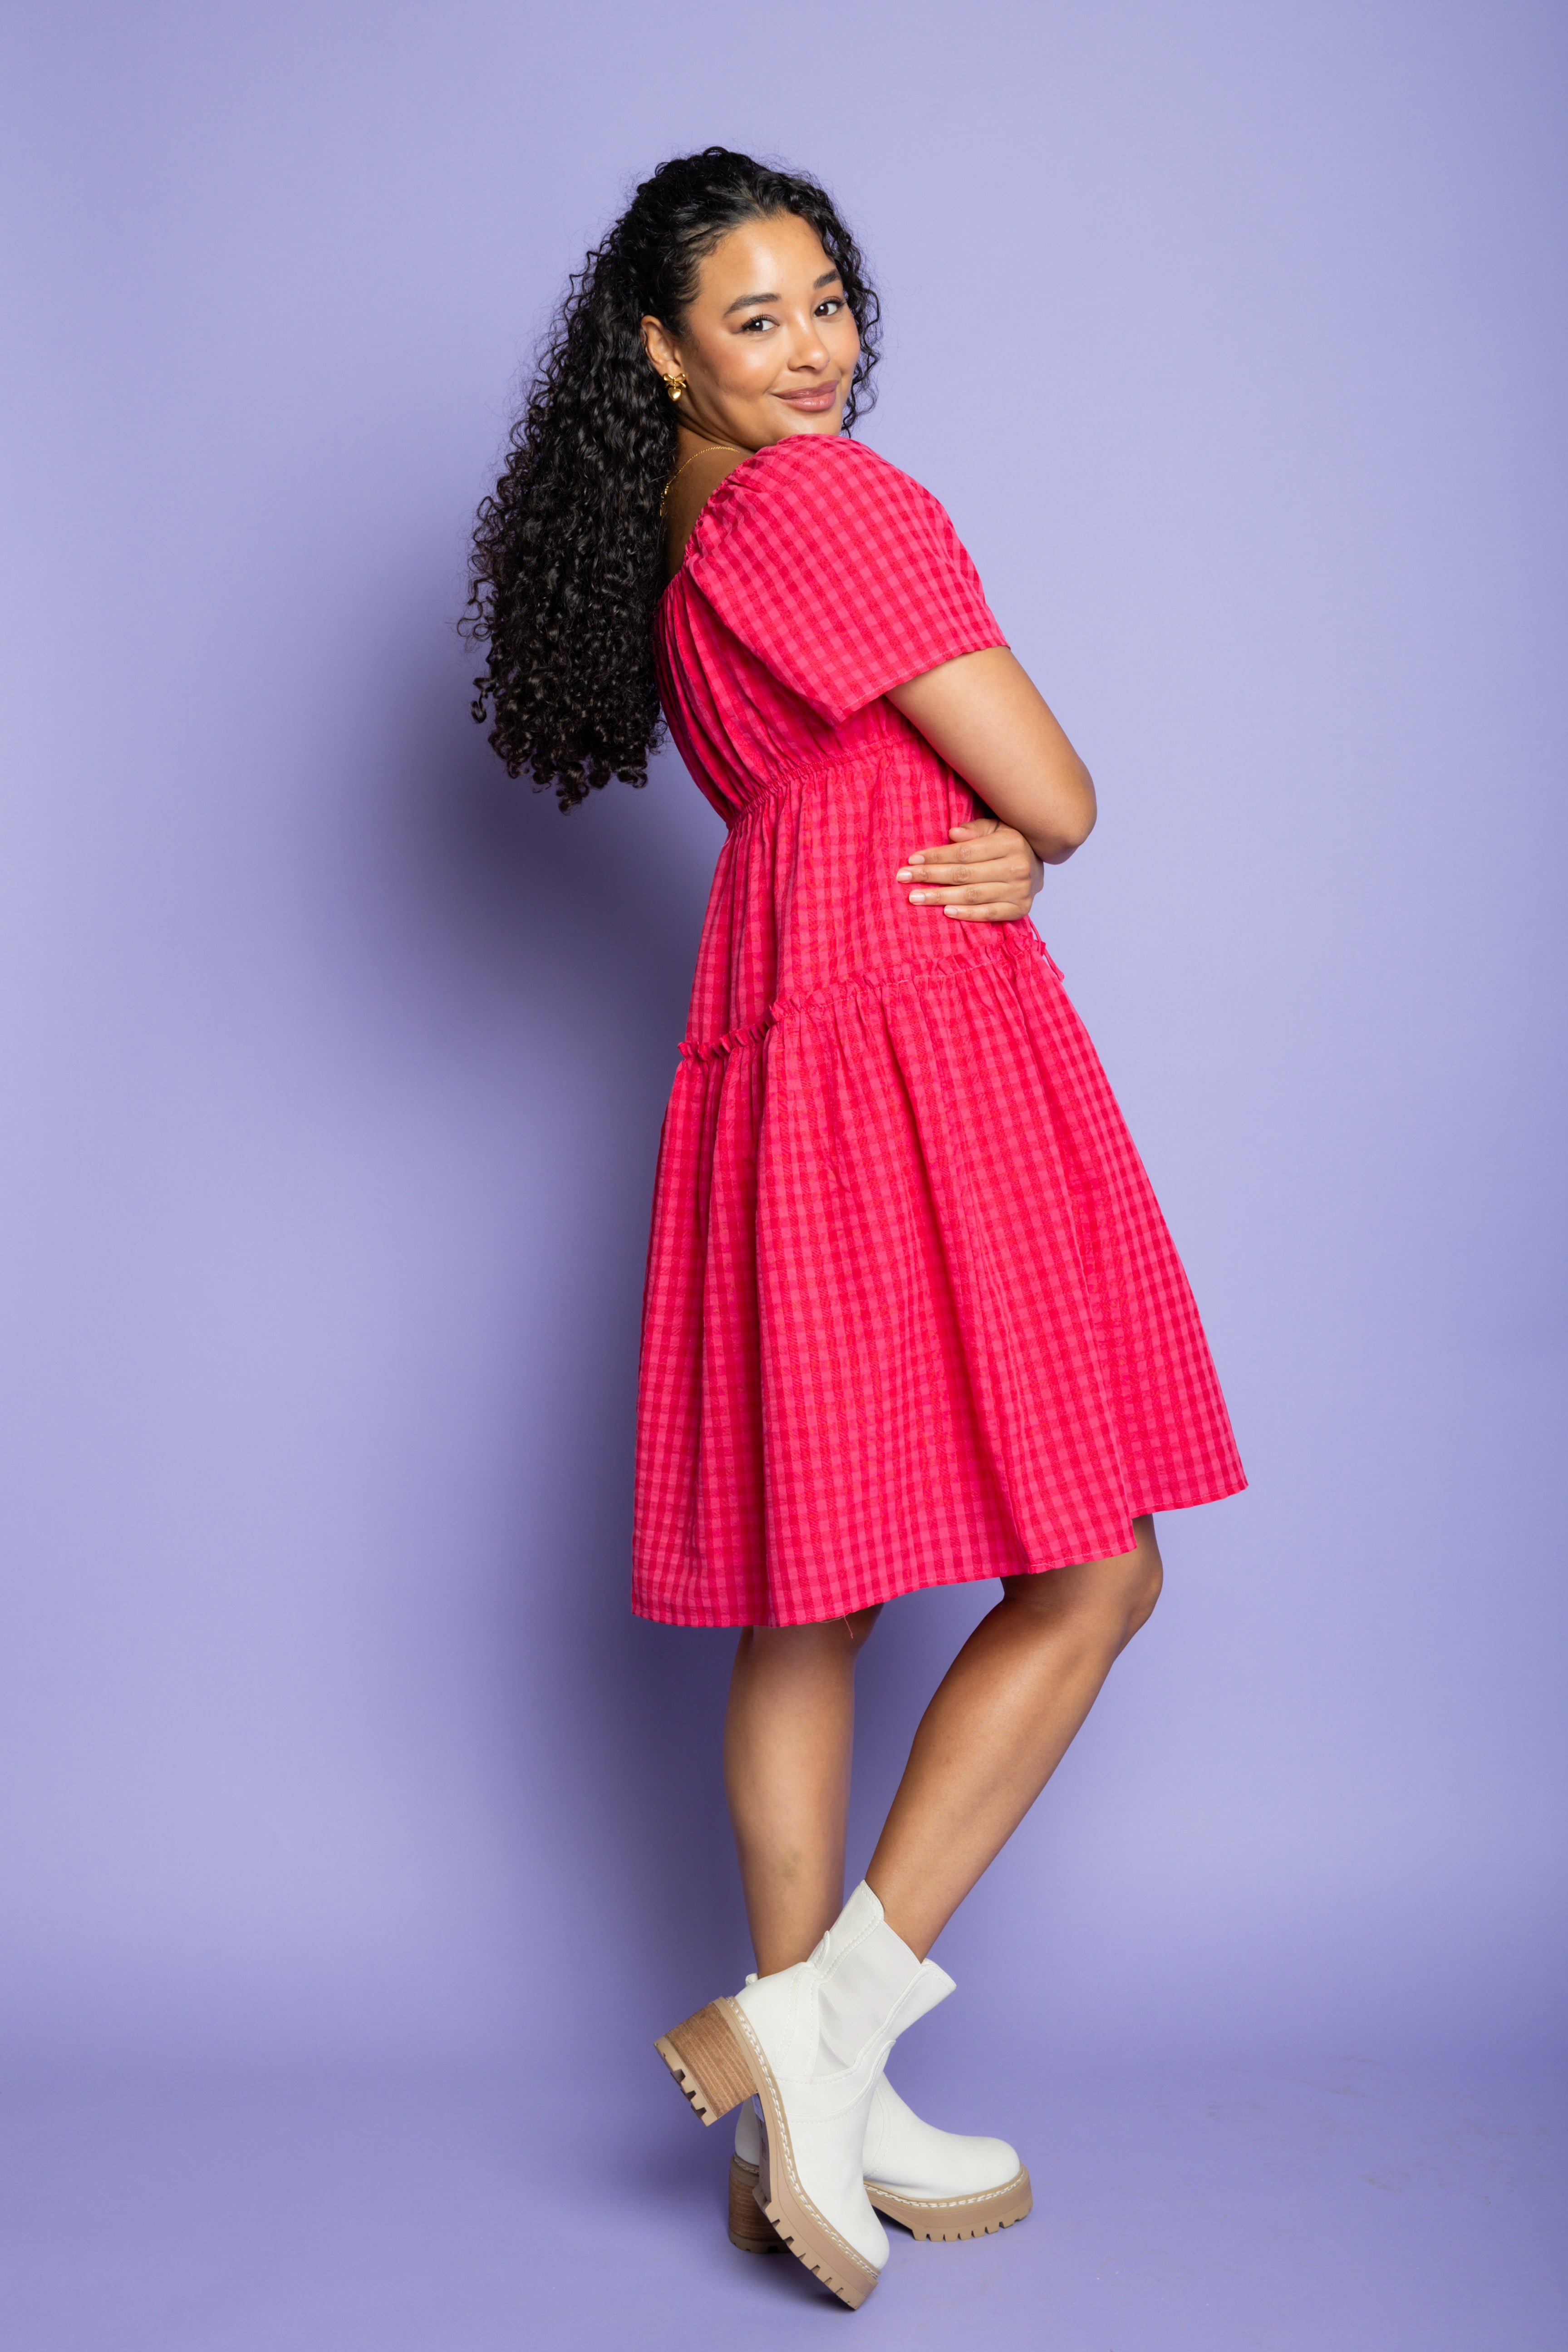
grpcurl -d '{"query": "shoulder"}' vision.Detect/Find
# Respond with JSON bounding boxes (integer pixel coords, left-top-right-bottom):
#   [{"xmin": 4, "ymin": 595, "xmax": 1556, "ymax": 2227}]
[
  {"xmin": 692, "ymin": 437, "xmax": 959, "ymax": 574},
  {"xmin": 676, "ymin": 436, "xmax": 1003, "ymax": 712},
  {"xmin": 664, "ymin": 442, "xmax": 753, "ymax": 573}
]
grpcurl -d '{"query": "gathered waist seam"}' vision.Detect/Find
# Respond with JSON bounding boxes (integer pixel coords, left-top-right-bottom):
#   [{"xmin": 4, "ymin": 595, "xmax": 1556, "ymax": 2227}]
[
  {"xmin": 677, "ymin": 928, "xmax": 1059, "ymax": 1066},
  {"xmin": 721, "ymin": 740, "xmax": 956, "ymax": 834}
]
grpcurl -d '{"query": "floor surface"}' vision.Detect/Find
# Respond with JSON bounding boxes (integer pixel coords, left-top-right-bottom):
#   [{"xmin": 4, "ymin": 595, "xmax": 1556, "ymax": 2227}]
[{"xmin": 2, "ymin": 2046, "xmax": 1561, "ymax": 2349}]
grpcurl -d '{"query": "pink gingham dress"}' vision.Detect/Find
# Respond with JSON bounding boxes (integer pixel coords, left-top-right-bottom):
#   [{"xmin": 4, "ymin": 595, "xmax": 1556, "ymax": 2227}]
[{"xmin": 633, "ymin": 435, "xmax": 1244, "ymax": 1628}]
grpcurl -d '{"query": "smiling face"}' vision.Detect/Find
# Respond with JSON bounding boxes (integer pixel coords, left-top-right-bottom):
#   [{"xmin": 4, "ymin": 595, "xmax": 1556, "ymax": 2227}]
[{"xmin": 641, "ymin": 211, "xmax": 861, "ymax": 452}]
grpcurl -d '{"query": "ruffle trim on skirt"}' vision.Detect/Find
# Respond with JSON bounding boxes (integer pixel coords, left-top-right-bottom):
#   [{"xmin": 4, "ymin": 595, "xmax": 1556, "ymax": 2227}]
[{"xmin": 676, "ymin": 924, "xmax": 1058, "ymax": 1067}]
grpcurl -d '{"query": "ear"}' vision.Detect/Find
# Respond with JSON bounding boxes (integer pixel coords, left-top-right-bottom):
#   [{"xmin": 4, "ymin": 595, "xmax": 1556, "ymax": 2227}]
[{"xmin": 641, "ymin": 315, "xmax": 680, "ymax": 381}]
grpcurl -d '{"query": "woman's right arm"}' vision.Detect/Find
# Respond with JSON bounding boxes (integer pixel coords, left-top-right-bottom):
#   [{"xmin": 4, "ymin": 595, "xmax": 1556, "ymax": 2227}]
[{"xmin": 887, "ymin": 648, "xmax": 1096, "ymax": 866}]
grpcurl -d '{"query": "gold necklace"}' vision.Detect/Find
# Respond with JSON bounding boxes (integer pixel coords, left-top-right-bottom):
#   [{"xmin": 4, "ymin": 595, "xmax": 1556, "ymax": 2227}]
[{"xmin": 660, "ymin": 442, "xmax": 747, "ymax": 516}]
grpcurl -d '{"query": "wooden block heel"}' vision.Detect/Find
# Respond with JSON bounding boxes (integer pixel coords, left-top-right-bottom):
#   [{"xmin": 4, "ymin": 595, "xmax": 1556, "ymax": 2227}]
[
  {"xmin": 654, "ymin": 1998, "xmax": 755, "ymax": 2125},
  {"xmin": 728, "ymin": 2154, "xmax": 782, "ymax": 2253}
]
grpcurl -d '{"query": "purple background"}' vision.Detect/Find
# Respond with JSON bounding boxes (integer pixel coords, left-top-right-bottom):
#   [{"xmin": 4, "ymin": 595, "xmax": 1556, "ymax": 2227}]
[{"xmin": 2, "ymin": 1, "xmax": 1563, "ymax": 2343}]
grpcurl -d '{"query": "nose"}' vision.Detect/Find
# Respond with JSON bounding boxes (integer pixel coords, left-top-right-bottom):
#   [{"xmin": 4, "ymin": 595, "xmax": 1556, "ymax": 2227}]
[{"xmin": 788, "ymin": 318, "xmax": 830, "ymax": 373}]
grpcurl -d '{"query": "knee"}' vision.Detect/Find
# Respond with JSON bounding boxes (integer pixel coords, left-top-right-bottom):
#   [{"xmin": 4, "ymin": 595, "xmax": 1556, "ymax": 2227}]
[
  {"xmin": 1123, "ymin": 1547, "xmax": 1163, "ymax": 1640},
  {"xmin": 1108, "ymin": 1518, "xmax": 1162, "ymax": 1644},
  {"xmin": 1002, "ymin": 1520, "xmax": 1163, "ymax": 1650}
]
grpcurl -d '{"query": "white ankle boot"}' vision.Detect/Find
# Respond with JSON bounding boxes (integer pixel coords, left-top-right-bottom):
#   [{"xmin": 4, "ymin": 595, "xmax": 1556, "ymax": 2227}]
[
  {"xmin": 863, "ymin": 2075, "xmax": 1032, "ymax": 2237},
  {"xmin": 728, "ymin": 2072, "xmax": 1032, "ymax": 2250},
  {"xmin": 656, "ymin": 1882, "xmax": 954, "ymax": 2308}
]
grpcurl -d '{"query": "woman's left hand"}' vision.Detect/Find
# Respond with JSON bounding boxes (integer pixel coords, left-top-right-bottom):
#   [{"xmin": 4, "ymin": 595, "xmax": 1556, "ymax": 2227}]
[{"xmin": 896, "ymin": 816, "xmax": 1044, "ymax": 923}]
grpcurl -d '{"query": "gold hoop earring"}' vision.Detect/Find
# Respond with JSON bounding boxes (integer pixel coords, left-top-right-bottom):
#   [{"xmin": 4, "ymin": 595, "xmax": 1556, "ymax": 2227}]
[{"xmin": 663, "ymin": 369, "xmax": 688, "ymax": 403}]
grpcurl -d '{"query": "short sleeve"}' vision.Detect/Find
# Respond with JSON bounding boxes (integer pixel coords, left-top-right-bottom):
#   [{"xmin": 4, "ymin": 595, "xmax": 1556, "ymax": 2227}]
[{"xmin": 684, "ymin": 438, "xmax": 1008, "ymax": 726}]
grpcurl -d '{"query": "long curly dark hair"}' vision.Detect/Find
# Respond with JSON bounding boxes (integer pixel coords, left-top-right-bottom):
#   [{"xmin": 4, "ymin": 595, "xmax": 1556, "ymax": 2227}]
[{"xmin": 465, "ymin": 148, "xmax": 881, "ymax": 810}]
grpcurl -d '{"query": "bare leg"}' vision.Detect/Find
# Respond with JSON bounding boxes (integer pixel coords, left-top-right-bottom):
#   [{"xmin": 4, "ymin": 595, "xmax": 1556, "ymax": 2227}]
[
  {"xmin": 724, "ymin": 1607, "xmax": 882, "ymax": 1974},
  {"xmin": 867, "ymin": 1518, "xmax": 1164, "ymax": 1957}
]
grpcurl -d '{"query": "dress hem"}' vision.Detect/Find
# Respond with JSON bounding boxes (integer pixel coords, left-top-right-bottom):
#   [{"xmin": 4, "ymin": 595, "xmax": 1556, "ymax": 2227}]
[{"xmin": 630, "ymin": 1472, "xmax": 1249, "ymax": 1630}]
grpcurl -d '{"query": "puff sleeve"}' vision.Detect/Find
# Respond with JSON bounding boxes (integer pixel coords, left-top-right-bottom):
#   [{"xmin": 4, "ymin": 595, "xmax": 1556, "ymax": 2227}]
[{"xmin": 683, "ymin": 437, "xmax": 1008, "ymax": 726}]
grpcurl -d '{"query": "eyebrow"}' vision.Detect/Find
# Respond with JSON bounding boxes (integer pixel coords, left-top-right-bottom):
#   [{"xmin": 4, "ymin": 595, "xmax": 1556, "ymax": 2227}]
[{"xmin": 723, "ymin": 268, "xmax": 843, "ymax": 317}]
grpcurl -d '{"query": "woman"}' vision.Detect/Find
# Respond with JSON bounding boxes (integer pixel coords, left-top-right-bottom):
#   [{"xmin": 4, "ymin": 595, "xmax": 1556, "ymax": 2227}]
[{"xmin": 468, "ymin": 148, "xmax": 1244, "ymax": 2309}]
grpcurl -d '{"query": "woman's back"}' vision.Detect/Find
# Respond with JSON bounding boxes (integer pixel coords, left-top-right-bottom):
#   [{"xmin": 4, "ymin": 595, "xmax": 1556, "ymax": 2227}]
[{"xmin": 655, "ymin": 434, "xmax": 1024, "ymax": 1044}]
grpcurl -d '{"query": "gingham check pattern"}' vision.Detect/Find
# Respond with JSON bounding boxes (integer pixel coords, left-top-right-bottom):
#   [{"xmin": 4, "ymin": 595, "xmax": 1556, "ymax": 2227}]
[{"xmin": 634, "ymin": 437, "xmax": 1244, "ymax": 1628}]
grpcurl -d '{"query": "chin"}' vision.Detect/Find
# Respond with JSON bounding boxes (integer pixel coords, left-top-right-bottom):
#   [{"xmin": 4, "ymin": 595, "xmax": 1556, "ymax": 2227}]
[{"xmin": 777, "ymin": 410, "xmax": 845, "ymax": 437}]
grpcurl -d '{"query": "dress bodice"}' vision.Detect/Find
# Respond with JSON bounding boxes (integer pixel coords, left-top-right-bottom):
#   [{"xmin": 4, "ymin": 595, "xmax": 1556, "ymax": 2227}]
[{"xmin": 652, "ymin": 436, "xmax": 1013, "ymax": 1050}]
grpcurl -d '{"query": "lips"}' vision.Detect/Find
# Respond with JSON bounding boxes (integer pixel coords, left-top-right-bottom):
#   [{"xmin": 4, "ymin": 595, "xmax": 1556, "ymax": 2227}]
[{"xmin": 775, "ymin": 385, "xmax": 840, "ymax": 412}]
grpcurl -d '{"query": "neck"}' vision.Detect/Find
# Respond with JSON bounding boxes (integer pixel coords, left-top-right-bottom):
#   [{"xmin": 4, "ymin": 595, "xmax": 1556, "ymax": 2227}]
[{"xmin": 675, "ymin": 420, "xmax": 752, "ymax": 459}]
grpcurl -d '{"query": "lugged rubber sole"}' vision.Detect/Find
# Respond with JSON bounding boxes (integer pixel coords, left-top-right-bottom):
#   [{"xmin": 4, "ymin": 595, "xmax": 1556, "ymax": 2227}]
[
  {"xmin": 734, "ymin": 2151, "xmax": 1033, "ymax": 2248},
  {"xmin": 656, "ymin": 1997, "xmax": 880, "ymax": 2309},
  {"xmin": 867, "ymin": 2164, "xmax": 1034, "ymax": 2240}
]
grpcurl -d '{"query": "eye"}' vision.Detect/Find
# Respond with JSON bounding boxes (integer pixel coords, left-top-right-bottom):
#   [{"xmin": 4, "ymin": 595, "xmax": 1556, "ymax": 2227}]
[
  {"xmin": 816, "ymin": 296, "xmax": 847, "ymax": 317},
  {"xmin": 738, "ymin": 315, "xmax": 776, "ymax": 333}
]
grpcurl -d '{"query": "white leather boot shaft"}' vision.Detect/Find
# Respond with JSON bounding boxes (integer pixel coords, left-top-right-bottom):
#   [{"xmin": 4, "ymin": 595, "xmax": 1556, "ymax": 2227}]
[
  {"xmin": 861, "ymin": 2074, "xmax": 1022, "ymax": 2196},
  {"xmin": 730, "ymin": 1882, "xmax": 954, "ymax": 2275}
]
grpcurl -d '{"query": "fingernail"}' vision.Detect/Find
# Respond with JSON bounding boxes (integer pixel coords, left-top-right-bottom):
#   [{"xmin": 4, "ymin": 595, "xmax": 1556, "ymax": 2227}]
[
  {"xmin": 910, "ymin": 891, "xmax": 927, "ymax": 903},
  {"xmin": 909, "ymin": 853, "xmax": 925, "ymax": 865},
  {"xmin": 895, "ymin": 868, "xmax": 912, "ymax": 880}
]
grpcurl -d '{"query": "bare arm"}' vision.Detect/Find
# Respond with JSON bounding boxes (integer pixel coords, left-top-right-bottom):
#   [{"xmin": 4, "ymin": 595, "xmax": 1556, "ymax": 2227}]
[{"xmin": 886, "ymin": 647, "xmax": 1096, "ymax": 865}]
